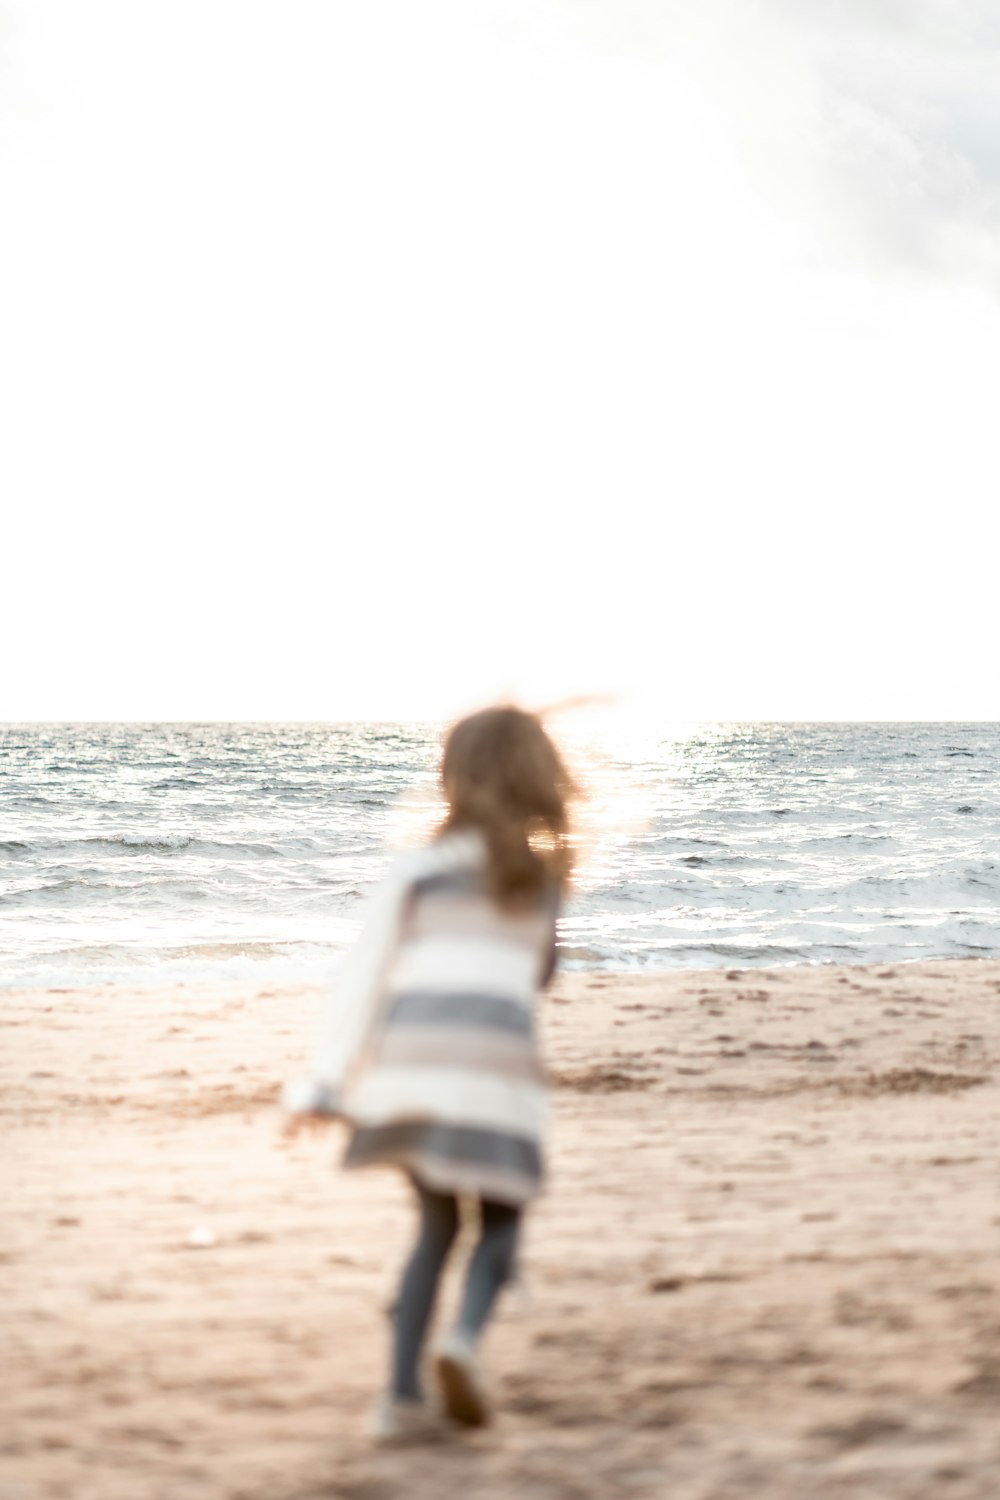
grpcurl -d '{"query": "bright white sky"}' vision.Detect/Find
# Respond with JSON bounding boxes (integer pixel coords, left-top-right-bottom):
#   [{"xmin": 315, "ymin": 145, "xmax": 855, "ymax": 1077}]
[{"xmin": 2, "ymin": 0, "xmax": 998, "ymax": 722}]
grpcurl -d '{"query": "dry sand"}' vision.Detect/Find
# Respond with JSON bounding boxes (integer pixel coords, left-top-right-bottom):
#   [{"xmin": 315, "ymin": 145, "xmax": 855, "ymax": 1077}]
[{"xmin": 3, "ymin": 960, "xmax": 1000, "ymax": 1500}]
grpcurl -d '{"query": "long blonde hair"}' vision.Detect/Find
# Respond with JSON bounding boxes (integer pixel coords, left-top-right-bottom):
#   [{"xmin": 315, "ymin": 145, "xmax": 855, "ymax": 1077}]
[{"xmin": 439, "ymin": 706, "xmax": 575, "ymax": 906}]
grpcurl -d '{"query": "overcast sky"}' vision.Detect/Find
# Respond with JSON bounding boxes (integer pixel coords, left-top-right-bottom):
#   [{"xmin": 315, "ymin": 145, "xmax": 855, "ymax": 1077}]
[{"xmin": 2, "ymin": 0, "xmax": 997, "ymax": 722}]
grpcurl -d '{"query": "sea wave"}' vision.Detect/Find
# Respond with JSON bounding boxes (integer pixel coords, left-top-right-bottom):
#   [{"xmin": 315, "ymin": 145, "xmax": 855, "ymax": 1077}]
[
  {"xmin": 0, "ymin": 834, "xmax": 292, "ymax": 859},
  {"xmin": 2, "ymin": 719, "xmax": 1000, "ymax": 986}
]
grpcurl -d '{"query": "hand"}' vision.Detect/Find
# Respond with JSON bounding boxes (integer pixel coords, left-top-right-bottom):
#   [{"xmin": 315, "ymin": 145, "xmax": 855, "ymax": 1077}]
[{"xmin": 280, "ymin": 1111, "xmax": 336, "ymax": 1144}]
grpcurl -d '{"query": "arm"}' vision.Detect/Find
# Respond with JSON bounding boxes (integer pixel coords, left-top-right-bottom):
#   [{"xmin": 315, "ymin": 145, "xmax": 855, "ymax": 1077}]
[
  {"xmin": 282, "ymin": 855, "xmax": 416, "ymax": 1119},
  {"xmin": 538, "ymin": 881, "xmax": 562, "ymax": 988}
]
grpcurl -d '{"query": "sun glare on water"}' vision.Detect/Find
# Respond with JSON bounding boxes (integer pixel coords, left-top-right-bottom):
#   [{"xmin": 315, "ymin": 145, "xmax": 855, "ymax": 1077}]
[{"xmin": 543, "ymin": 703, "xmax": 715, "ymax": 895}]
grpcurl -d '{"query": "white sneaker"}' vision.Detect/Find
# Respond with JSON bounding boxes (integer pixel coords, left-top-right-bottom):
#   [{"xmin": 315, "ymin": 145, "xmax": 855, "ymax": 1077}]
[
  {"xmin": 434, "ymin": 1331, "xmax": 491, "ymax": 1428},
  {"xmin": 367, "ymin": 1393, "xmax": 448, "ymax": 1447}
]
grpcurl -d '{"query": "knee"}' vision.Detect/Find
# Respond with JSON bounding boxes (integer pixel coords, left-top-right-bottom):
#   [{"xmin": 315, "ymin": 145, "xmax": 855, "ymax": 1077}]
[
  {"xmin": 418, "ymin": 1201, "xmax": 460, "ymax": 1262},
  {"xmin": 481, "ymin": 1220, "xmax": 519, "ymax": 1285}
]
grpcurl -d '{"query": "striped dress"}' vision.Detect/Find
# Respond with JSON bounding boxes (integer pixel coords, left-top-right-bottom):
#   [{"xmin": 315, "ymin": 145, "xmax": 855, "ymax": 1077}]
[{"xmin": 287, "ymin": 831, "xmax": 558, "ymax": 1206}]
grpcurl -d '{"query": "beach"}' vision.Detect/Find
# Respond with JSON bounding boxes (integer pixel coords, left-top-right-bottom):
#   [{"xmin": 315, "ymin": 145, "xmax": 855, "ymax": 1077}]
[{"xmin": 3, "ymin": 959, "xmax": 1000, "ymax": 1500}]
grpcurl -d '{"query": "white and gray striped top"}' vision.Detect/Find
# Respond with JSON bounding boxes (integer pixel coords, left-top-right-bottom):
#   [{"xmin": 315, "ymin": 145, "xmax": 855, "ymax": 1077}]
[{"xmin": 286, "ymin": 830, "xmax": 559, "ymax": 1204}]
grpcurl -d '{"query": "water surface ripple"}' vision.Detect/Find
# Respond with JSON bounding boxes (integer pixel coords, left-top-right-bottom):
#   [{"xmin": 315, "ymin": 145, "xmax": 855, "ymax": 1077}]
[{"xmin": 1, "ymin": 722, "xmax": 997, "ymax": 985}]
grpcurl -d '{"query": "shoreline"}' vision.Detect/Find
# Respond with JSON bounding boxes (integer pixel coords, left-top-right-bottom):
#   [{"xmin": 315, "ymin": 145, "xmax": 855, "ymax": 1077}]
[
  {"xmin": 4, "ymin": 959, "xmax": 1000, "ymax": 1498},
  {"xmin": 4, "ymin": 947, "xmax": 1000, "ymax": 996}
]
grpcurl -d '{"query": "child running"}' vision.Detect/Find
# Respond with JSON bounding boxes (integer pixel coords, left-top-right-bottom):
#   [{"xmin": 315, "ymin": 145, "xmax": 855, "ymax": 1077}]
[{"xmin": 283, "ymin": 705, "xmax": 574, "ymax": 1443}]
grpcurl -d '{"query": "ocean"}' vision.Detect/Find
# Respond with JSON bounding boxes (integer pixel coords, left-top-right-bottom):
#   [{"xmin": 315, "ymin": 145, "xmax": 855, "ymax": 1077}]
[{"xmin": 1, "ymin": 721, "xmax": 998, "ymax": 987}]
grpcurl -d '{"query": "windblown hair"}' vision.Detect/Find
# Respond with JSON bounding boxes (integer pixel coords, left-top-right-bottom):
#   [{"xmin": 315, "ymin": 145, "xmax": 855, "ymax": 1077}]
[{"xmin": 439, "ymin": 706, "xmax": 575, "ymax": 907}]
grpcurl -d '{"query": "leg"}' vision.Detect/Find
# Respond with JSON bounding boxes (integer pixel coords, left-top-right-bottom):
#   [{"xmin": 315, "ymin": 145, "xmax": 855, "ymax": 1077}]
[
  {"xmin": 391, "ymin": 1179, "xmax": 460, "ymax": 1400},
  {"xmin": 434, "ymin": 1199, "xmax": 522, "ymax": 1428},
  {"xmin": 455, "ymin": 1198, "xmax": 522, "ymax": 1346}
]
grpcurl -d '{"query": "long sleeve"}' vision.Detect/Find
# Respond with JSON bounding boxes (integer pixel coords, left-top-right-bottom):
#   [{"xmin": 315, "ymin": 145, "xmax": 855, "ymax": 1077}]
[
  {"xmin": 538, "ymin": 880, "xmax": 562, "ymax": 988},
  {"xmin": 282, "ymin": 854, "xmax": 417, "ymax": 1116}
]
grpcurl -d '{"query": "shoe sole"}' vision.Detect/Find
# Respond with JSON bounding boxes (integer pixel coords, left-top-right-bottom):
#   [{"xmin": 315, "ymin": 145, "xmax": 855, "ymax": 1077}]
[
  {"xmin": 368, "ymin": 1410, "xmax": 450, "ymax": 1447},
  {"xmin": 434, "ymin": 1352, "xmax": 491, "ymax": 1428},
  {"xmin": 371, "ymin": 1425, "xmax": 448, "ymax": 1449}
]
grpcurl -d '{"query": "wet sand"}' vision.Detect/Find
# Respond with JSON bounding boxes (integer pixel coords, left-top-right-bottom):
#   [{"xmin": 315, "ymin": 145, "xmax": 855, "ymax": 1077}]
[{"xmin": 3, "ymin": 960, "xmax": 1000, "ymax": 1500}]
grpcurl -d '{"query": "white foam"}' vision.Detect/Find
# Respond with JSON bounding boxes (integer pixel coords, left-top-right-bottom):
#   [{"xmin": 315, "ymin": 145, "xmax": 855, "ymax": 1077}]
[{"xmin": 2, "ymin": 720, "xmax": 999, "ymax": 985}]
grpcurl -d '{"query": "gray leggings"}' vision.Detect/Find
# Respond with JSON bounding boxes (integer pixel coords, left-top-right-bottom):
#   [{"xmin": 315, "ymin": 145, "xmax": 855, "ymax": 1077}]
[{"xmin": 392, "ymin": 1178, "xmax": 521, "ymax": 1400}]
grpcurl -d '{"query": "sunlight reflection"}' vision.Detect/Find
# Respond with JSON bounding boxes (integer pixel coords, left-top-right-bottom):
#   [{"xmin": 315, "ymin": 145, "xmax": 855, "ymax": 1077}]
[
  {"xmin": 552, "ymin": 704, "xmax": 706, "ymax": 895},
  {"xmin": 382, "ymin": 701, "xmax": 737, "ymax": 904}
]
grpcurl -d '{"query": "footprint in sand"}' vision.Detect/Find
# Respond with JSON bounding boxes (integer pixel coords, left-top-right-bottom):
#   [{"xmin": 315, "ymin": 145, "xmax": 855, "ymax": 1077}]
[{"xmin": 809, "ymin": 1413, "xmax": 910, "ymax": 1449}]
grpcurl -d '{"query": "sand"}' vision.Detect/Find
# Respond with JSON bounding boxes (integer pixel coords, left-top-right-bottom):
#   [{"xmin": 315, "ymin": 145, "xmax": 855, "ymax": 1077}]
[{"xmin": 3, "ymin": 959, "xmax": 1000, "ymax": 1500}]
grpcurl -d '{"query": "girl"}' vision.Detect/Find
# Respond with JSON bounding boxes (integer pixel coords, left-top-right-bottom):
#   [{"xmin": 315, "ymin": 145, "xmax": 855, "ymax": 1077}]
[{"xmin": 283, "ymin": 706, "xmax": 574, "ymax": 1443}]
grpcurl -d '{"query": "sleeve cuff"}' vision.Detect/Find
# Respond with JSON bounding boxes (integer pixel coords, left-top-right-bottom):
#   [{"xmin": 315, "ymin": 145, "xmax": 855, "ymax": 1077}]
[{"xmin": 281, "ymin": 1077, "xmax": 343, "ymax": 1116}]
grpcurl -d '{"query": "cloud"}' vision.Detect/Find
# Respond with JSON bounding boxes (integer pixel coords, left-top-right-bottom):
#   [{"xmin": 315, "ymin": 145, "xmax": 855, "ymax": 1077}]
[
  {"xmin": 558, "ymin": 0, "xmax": 1000, "ymax": 287},
  {"xmin": 763, "ymin": 0, "xmax": 1000, "ymax": 284}
]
